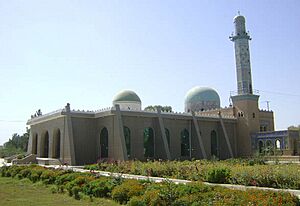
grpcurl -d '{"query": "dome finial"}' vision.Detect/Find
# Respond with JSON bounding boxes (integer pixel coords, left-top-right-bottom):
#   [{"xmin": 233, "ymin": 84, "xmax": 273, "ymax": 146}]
[{"xmin": 238, "ymin": 11, "xmax": 241, "ymax": 16}]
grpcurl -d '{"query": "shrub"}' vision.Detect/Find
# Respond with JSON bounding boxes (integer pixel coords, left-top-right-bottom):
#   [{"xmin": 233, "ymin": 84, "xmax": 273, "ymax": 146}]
[
  {"xmin": 0, "ymin": 166, "xmax": 10, "ymax": 177},
  {"xmin": 158, "ymin": 180, "xmax": 180, "ymax": 205},
  {"xmin": 19, "ymin": 168, "xmax": 32, "ymax": 178},
  {"xmin": 111, "ymin": 179, "xmax": 145, "ymax": 204},
  {"xmin": 40, "ymin": 170, "xmax": 57, "ymax": 184},
  {"xmin": 71, "ymin": 186, "xmax": 81, "ymax": 200},
  {"xmin": 140, "ymin": 189, "xmax": 164, "ymax": 206},
  {"xmin": 127, "ymin": 196, "xmax": 146, "ymax": 206},
  {"xmin": 206, "ymin": 167, "xmax": 231, "ymax": 183},
  {"xmin": 65, "ymin": 174, "xmax": 95, "ymax": 198},
  {"xmin": 83, "ymin": 177, "xmax": 115, "ymax": 198},
  {"xmin": 54, "ymin": 172, "xmax": 79, "ymax": 186}
]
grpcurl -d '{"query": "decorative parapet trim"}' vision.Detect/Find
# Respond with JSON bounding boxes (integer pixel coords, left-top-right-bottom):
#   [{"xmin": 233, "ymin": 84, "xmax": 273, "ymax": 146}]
[
  {"xmin": 231, "ymin": 94, "xmax": 259, "ymax": 102},
  {"xmin": 27, "ymin": 109, "xmax": 64, "ymax": 125},
  {"xmin": 259, "ymin": 109, "xmax": 273, "ymax": 113}
]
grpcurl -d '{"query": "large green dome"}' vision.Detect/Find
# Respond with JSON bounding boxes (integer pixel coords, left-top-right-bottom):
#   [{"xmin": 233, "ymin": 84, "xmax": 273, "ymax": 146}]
[
  {"xmin": 113, "ymin": 90, "xmax": 141, "ymax": 103},
  {"xmin": 185, "ymin": 86, "xmax": 220, "ymax": 112}
]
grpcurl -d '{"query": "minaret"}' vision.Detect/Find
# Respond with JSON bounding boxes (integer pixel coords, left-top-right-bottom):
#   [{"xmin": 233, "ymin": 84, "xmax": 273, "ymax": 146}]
[
  {"xmin": 230, "ymin": 13, "xmax": 253, "ymax": 95},
  {"xmin": 229, "ymin": 14, "xmax": 260, "ymax": 157}
]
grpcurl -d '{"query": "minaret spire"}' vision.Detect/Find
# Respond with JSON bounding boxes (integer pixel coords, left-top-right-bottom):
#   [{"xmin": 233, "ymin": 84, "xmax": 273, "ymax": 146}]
[{"xmin": 230, "ymin": 14, "xmax": 253, "ymax": 95}]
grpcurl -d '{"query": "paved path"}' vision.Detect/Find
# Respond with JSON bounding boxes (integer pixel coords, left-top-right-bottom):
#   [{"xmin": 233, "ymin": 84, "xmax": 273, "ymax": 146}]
[
  {"xmin": 0, "ymin": 158, "xmax": 4, "ymax": 167},
  {"xmin": 44, "ymin": 165, "xmax": 300, "ymax": 199}
]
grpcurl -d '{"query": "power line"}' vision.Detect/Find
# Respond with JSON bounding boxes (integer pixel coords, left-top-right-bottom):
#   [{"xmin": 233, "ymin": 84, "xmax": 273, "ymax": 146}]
[
  {"xmin": 259, "ymin": 90, "xmax": 300, "ymax": 97},
  {"xmin": 0, "ymin": 120, "xmax": 26, "ymax": 123}
]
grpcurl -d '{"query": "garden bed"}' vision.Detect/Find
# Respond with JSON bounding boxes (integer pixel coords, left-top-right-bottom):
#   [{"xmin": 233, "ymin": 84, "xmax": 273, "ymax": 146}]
[
  {"xmin": 1, "ymin": 165, "xmax": 298, "ymax": 205},
  {"xmin": 84, "ymin": 159, "xmax": 300, "ymax": 190}
]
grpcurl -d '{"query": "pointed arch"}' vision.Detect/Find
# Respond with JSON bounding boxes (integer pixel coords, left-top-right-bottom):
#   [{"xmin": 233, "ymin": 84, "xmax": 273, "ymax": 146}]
[
  {"xmin": 123, "ymin": 126, "xmax": 131, "ymax": 157},
  {"xmin": 144, "ymin": 127, "xmax": 154, "ymax": 158},
  {"xmin": 180, "ymin": 129, "xmax": 190, "ymax": 156},
  {"xmin": 32, "ymin": 133, "xmax": 38, "ymax": 155},
  {"xmin": 42, "ymin": 131, "xmax": 49, "ymax": 158},
  {"xmin": 165, "ymin": 128, "xmax": 170, "ymax": 149},
  {"xmin": 258, "ymin": 140, "xmax": 264, "ymax": 153},
  {"xmin": 100, "ymin": 127, "xmax": 109, "ymax": 158},
  {"xmin": 53, "ymin": 129, "xmax": 61, "ymax": 158},
  {"xmin": 211, "ymin": 130, "xmax": 219, "ymax": 158}
]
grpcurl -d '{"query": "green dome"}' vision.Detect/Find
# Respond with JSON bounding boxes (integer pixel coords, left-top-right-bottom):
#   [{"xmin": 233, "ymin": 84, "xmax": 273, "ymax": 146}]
[
  {"xmin": 113, "ymin": 90, "xmax": 141, "ymax": 103},
  {"xmin": 185, "ymin": 86, "xmax": 220, "ymax": 112}
]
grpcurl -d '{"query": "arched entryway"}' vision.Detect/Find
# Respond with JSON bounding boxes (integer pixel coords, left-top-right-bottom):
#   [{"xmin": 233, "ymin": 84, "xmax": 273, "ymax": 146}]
[
  {"xmin": 165, "ymin": 128, "xmax": 170, "ymax": 149},
  {"xmin": 258, "ymin": 140, "xmax": 264, "ymax": 153},
  {"xmin": 180, "ymin": 129, "xmax": 190, "ymax": 157},
  {"xmin": 293, "ymin": 139, "xmax": 298, "ymax": 155},
  {"xmin": 211, "ymin": 130, "xmax": 219, "ymax": 158},
  {"xmin": 123, "ymin": 126, "xmax": 131, "ymax": 157},
  {"xmin": 53, "ymin": 129, "xmax": 61, "ymax": 158},
  {"xmin": 32, "ymin": 134, "xmax": 38, "ymax": 155},
  {"xmin": 100, "ymin": 127, "xmax": 109, "ymax": 158},
  {"xmin": 41, "ymin": 131, "xmax": 49, "ymax": 158},
  {"xmin": 144, "ymin": 127, "xmax": 154, "ymax": 158}
]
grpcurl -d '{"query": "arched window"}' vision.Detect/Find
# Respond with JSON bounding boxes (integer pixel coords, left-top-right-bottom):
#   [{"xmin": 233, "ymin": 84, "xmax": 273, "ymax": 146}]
[
  {"xmin": 53, "ymin": 129, "xmax": 61, "ymax": 158},
  {"xmin": 100, "ymin": 127, "xmax": 109, "ymax": 158},
  {"xmin": 258, "ymin": 140, "xmax": 264, "ymax": 153},
  {"xmin": 275, "ymin": 139, "xmax": 281, "ymax": 150},
  {"xmin": 32, "ymin": 134, "xmax": 38, "ymax": 155},
  {"xmin": 144, "ymin": 128, "xmax": 154, "ymax": 158},
  {"xmin": 180, "ymin": 129, "xmax": 189, "ymax": 156},
  {"xmin": 42, "ymin": 131, "xmax": 49, "ymax": 158},
  {"xmin": 266, "ymin": 140, "xmax": 272, "ymax": 148},
  {"xmin": 211, "ymin": 130, "xmax": 219, "ymax": 158},
  {"xmin": 123, "ymin": 126, "xmax": 131, "ymax": 157},
  {"xmin": 165, "ymin": 128, "xmax": 170, "ymax": 149}
]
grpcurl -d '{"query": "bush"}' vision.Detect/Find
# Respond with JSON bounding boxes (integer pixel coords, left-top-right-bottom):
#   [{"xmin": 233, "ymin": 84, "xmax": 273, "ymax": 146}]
[
  {"xmin": 72, "ymin": 186, "xmax": 81, "ymax": 200},
  {"xmin": 206, "ymin": 167, "xmax": 231, "ymax": 183},
  {"xmin": 127, "ymin": 196, "xmax": 146, "ymax": 206},
  {"xmin": 54, "ymin": 172, "xmax": 80, "ymax": 186},
  {"xmin": 19, "ymin": 168, "xmax": 32, "ymax": 178},
  {"xmin": 40, "ymin": 170, "xmax": 57, "ymax": 184},
  {"xmin": 65, "ymin": 175, "xmax": 95, "ymax": 198},
  {"xmin": 111, "ymin": 179, "xmax": 145, "ymax": 204},
  {"xmin": 28, "ymin": 167, "xmax": 46, "ymax": 183},
  {"xmin": 83, "ymin": 177, "xmax": 115, "ymax": 198},
  {"xmin": 140, "ymin": 189, "xmax": 165, "ymax": 206}
]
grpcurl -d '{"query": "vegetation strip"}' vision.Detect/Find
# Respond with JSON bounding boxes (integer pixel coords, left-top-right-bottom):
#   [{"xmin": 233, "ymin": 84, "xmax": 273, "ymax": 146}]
[
  {"xmin": 84, "ymin": 159, "xmax": 300, "ymax": 190},
  {"xmin": 1, "ymin": 165, "xmax": 298, "ymax": 205},
  {"xmin": 44, "ymin": 164, "xmax": 300, "ymax": 199}
]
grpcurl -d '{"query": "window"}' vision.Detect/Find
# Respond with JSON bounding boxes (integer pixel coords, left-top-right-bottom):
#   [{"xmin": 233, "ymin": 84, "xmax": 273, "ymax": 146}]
[
  {"xmin": 144, "ymin": 128, "xmax": 154, "ymax": 158},
  {"xmin": 211, "ymin": 130, "xmax": 219, "ymax": 158},
  {"xmin": 100, "ymin": 127, "xmax": 108, "ymax": 158},
  {"xmin": 180, "ymin": 129, "xmax": 190, "ymax": 156},
  {"xmin": 165, "ymin": 128, "xmax": 170, "ymax": 149},
  {"xmin": 123, "ymin": 126, "xmax": 131, "ymax": 157}
]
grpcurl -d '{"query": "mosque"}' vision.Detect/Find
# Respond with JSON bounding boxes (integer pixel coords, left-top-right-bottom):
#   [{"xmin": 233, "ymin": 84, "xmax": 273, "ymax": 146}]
[{"xmin": 24, "ymin": 14, "xmax": 299, "ymax": 166}]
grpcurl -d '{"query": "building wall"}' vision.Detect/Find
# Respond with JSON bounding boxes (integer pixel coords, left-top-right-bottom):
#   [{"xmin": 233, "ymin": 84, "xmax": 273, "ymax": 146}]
[
  {"xmin": 27, "ymin": 110, "xmax": 238, "ymax": 165},
  {"xmin": 259, "ymin": 110, "xmax": 274, "ymax": 131},
  {"xmin": 27, "ymin": 117, "xmax": 68, "ymax": 162},
  {"xmin": 71, "ymin": 117, "xmax": 97, "ymax": 165}
]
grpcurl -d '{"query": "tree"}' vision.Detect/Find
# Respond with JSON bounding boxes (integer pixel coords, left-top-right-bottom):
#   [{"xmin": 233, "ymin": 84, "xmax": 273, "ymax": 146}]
[
  {"xmin": 0, "ymin": 128, "xmax": 30, "ymax": 157},
  {"xmin": 288, "ymin": 125, "xmax": 300, "ymax": 131},
  {"xmin": 144, "ymin": 105, "xmax": 173, "ymax": 112}
]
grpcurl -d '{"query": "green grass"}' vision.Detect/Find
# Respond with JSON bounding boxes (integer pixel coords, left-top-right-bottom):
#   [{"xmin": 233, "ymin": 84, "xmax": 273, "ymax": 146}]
[{"xmin": 0, "ymin": 177, "xmax": 119, "ymax": 206}]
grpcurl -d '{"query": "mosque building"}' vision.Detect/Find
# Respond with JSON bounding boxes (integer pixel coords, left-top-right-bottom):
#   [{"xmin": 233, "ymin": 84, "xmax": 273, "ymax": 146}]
[{"xmin": 23, "ymin": 14, "xmax": 299, "ymax": 165}]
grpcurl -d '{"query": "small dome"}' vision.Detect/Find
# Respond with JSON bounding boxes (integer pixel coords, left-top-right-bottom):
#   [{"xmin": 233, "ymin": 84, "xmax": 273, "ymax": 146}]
[
  {"xmin": 113, "ymin": 90, "xmax": 142, "ymax": 111},
  {"xmin": 185, "ymin": 86, "xmax": 220, "ymax": 112},
  {"xmin": 113, "ymin": 90, "xmax": 141, "ymax": 103},
  {"xmin": 233, "ymin": 15, "xmax": 245, "ymax": 23}
]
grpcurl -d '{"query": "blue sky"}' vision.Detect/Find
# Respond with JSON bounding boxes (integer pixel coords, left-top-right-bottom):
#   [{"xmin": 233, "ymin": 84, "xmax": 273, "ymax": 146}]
[{"xmin": 0, "ymin": 1, "xmax": 300, "ymax": 145}]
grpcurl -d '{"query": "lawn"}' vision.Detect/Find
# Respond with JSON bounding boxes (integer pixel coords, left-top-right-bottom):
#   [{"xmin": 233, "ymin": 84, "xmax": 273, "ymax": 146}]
[{"xmin": 0, "ymin": 176, "xmax": 119, "ymax": 206}]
